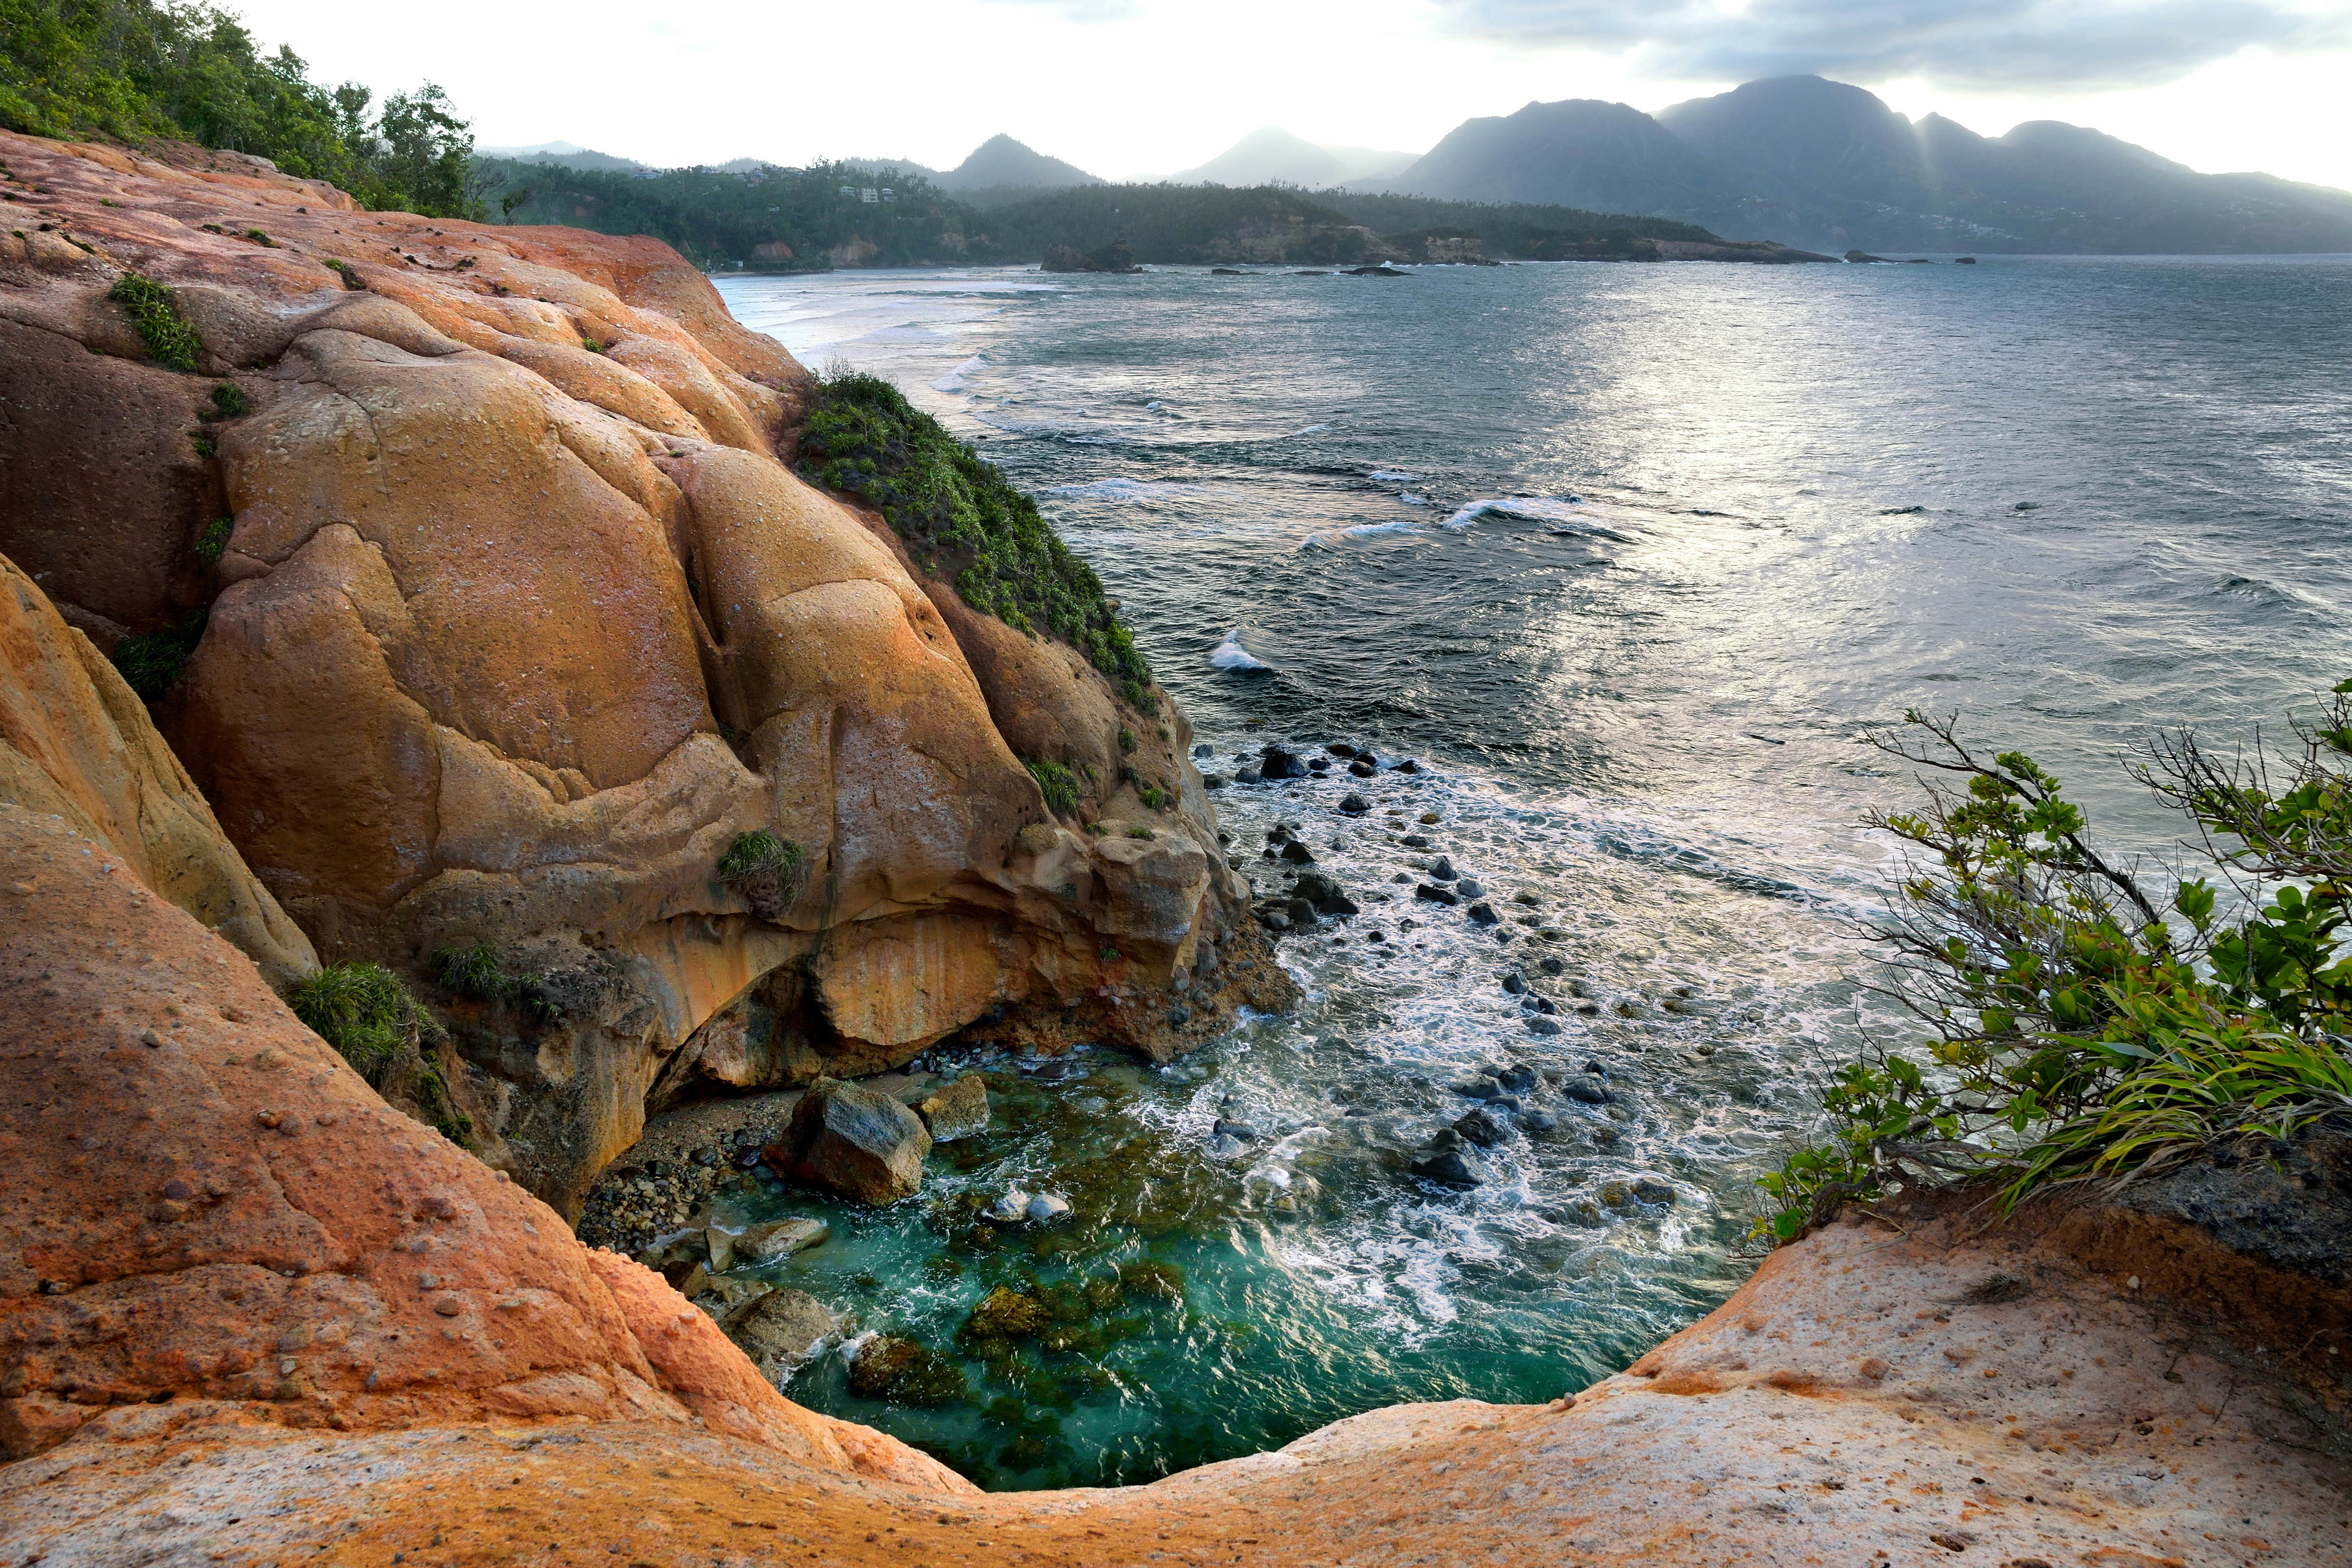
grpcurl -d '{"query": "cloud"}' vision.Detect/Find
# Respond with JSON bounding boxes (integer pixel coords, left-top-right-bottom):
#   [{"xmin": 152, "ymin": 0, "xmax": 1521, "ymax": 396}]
[
  {"xmin": 978, "ymin": 0, "xmax": 1144, "ymax": 20},
  {"xmin": 1431, "ymin": 0, "xmax": 2352, "ymax": 90}
]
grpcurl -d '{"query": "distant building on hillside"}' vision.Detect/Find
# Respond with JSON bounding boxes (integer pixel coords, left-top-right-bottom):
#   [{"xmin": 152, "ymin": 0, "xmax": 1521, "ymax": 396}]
[
  {"xmin": 881, "ymin": 188, "xmax": 896, "ymax": 203},
  {"xmin": 861, "ymin": 188, "xmax": 879, "ymax": 204}
]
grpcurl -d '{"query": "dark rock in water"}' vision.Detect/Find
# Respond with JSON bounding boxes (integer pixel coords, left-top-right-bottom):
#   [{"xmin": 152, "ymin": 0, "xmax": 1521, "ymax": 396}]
[
  {"xmin": 1210, "ymin": 266, "xmax": 1247, "ymax": 275},
  {"xmin": 1193, "ymin": 743, "xmax": 1215, "ymax": 758},
  {"xmin": 1537, "ymin": 957, "xmax": 1566, "ymax": 976},
  {"xmin": 848, "ymin": 1335, "xmax": 966, "ymax": 1406},
  {"xmin": 1532, "ymin": 996, "xmax": 1556, "ymax": 1014},
  {"xmin": 732, "ymin": 1147, "xmax": 766, "ymax": 1171},
  {"xmin": 765, "ymin": 1078, "xmax": 931, "ymax": 1205},
  {"xmin": 1454, "ymin": 1107, "xmax": 1508, "ymax": 1147},
  {"xmin": 1501, "ymin": 972, "xmax": 1527, "ymax": 995},
  {"xmin": 1955, "ymin": 255, "xmax": 1978, "ymax": 264},
  {"xmin": 1308, "ymin": 757, "xmax": 1331, "ymax": 772},
  {"xmin": 1393, "ymin": 759, "xmax": 1421, "ymax": 773},
  {"xmin": 1412, "ymin": 1145, "xmax": 1492, "ymax": 1185},
  {"xmin": 1496, "ymin": 1063, "xmax": 1538, "ymax": 1092},
  {"xmin": 1467, "ymin": 901, "xmax": 1499, "ymax": 926},
  {"xmin": 918, "ymin": 1075, "xmax": 990, "ymax": 1142},
  {"xmin": 1452, "ymin": 1074, "xmax": 1505, "ymax": 1100},
  {"xmin": 1844, "ymin": 249, "xmax": 1890, "ymax": 263},
  {"xmin": 1349, "ymin": 759, "xmax": 1376, "ymax": 778},
  {"xmin": 1414, "ymin": 883, "xmax": 1459, "ymax": 906},
  {"xmin": 1428, "ymin": 856, "xmax": 1457, "ymax": 881},
  {"xmin": 1261, "ymin": 745, "xmax": 1308, "ymax": 779},
  {"xmin": 1285, "ymin": 897, "xmax": 1317, "ymax": 924},
  {"xmin": 1563, "ymin": 1077, "xmax": 1612, "ymax": 1104},
  {"xmin": 1292, "ymin": 870, "xmax": 1359, "ymax": 915},
  {"xmin": 1346, "ymin": 264, "xmax": 1411, "ymax": 277},
  {"xmin": 1522, "ymin": 1109, "xmax": 1559, "ymax": 1133},
  {"xmin": 1260, "ymin": 909, "xmax": 1292, "ymax": 932},
  {"xmin": 1400, "ymin": 833, "xmax": 1431, "ymax": 849},
  {"xmin": 729, "ymin": 1287, "xmax": 836, "ymax": 1368},
  {"xmin": 1204, "ymin": 773, "xmax": 1230, "ymax": 788},
  {"xmin": 1631, "ymin": 1178, "xmax": 1678, "ymax": 1205},
  {"xmin": 2013, "ymin": 501, "xmax": 2041, "ymax": 511},
  {"xmin": 1281, "ymin": 838, "xmax": 1317, "ymax": 865},
  {"xmin": 1525, "ymin": 1016, "xmax": 1563, "ymax": 1036},
  {"xmin": 1214, "ymin": 1117, "xmax": 1263, "ymax": 1141},
  {"xmin": 1455, "ymin": 879, "xmax": 1485, "ymax": 899},
  {"xmin": 1236, "ymin": 765, "xmax": 1264, "ymax": 784},
  {"xmin": 1339, "ymin": 793, "xmax": 1371, "ymax": 815},
  {"xmin": 1326, "ymin": 742, "xmax": 1357, "ymax": 757}
]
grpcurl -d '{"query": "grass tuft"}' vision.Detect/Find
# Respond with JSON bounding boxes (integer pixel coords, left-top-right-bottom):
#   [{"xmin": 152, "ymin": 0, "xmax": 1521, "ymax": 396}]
[
  {"xmin": 718, "ymin": 830, "xmax": 809, "ymax": 920},
  {"xmin": 1025, "ymin": 759, "xmax": 1080, "ymax": 817},
  {"xmin": 107, "ymin": 272, "xmax": 200, "ymax": 371},
  {"xmin": 109, "ymin": 610, "xmax": 206, "ymax": 701},
  {"xmin": 193, "ymin": 516, "xmax": 232, "ymax": 566},
  {"xmin": 288, "ymin": 961, "xmax": 442, "ymax": 1083}
]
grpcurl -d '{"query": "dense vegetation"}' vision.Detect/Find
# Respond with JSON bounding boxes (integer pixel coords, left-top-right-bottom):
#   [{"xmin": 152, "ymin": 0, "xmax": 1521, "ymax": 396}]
[
  {"xmin": 289, "ymin": 960, "xmax": 474, "ymax": 1141},
  {"xmin": 1759, "ymin": 692, "xmax": 2352, "ymax": 1240},
  {"xmin": 2, "ymin": 0, "xmax": 477, "ymax": 216},
  {"xmin": 479, "ymin": 157, "xmax": 993, "ymax": 270},
  {"xmin": 476, "ymin": 155, "xmax": 1728, "ymax": 268},
  {"xmin": 797, "ymin": 373, "xmax": 1154, "ymax": 711}
]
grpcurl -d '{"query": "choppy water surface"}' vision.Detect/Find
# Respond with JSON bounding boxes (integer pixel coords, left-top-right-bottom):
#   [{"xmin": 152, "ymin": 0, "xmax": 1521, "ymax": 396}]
[{"xmin": 708, "ymin": 257, "xmax": 2352, "ymax": 1487}]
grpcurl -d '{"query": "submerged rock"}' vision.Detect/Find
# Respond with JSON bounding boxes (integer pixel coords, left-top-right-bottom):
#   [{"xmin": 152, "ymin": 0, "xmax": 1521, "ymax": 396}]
[
  {"xmin": 765, "ymin": 1078, "xmax": 933, "ymax": 1205},
  {"xmin": 1454, "ymin": 1108, "xmax": 1508, "ymax": 1147},
  {"xmin": 848, "ymin": 1335, "xmax": 966, "ymax": 1406},
  {"xmin": 1412, "ymin": 1145, "xmax": 1494, "ymax": 1186}
]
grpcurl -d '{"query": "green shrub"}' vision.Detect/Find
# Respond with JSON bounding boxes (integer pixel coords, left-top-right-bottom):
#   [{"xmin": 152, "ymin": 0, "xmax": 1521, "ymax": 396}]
[
  {"xmin": 1137, "ymin": 783, "xmax": 1171, "ymax": 812},
  {"xmin": 204, "ymin": 382, "xmax": 247, "ymax": 420},
  {"xmin": 289, "ymin": 961, "xmax": 441, "ymax": 1083},
  {"xmin": 107, "ymin": 272, "xmax": 200, "ymax": 371},
  {"xmin": 1117, "ymin": 726, "xmax": 1136, "ymax": 753},
  {"xmin": 797, "ymin": 372, "xmax": 1155, "ymax": 711},
  {"xmin": 580, "ymin": 336, "xmax": 605, "ymax": 353},
  {"xmin": 193, "ymin": 515, "xmax": 232, "ymax": 566},
  {"xmin": 1025, "ymin": 758, "xmax": 1080, "ymax": 816},
  {"xmin": 1757, "ymin": 694, "xmax": 2352, "ymax": 1242},
  {"xmin": 109, "ymin": 610, "xmax": 206, "ymax": 700},
  {"xmin": 1125, "ymin": 825, "xmax": 1153, "ymax": 840},
  {"xmin": 718, "ymin": 829, "xmax": 808, "ymax": 919},
  {"xmin": 241, "ymin": 226, "xmax": 272, "ymax": 245},
  {"xmin": 431, "ymin": 943, "xmax": 507, "ymax": 1001}
]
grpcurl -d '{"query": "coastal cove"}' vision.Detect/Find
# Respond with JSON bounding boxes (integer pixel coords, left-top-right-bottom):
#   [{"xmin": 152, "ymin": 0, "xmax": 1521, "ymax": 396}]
[{"xmin": 657, "ymin": 253, "xmax": 2352, "ymax": 1484}]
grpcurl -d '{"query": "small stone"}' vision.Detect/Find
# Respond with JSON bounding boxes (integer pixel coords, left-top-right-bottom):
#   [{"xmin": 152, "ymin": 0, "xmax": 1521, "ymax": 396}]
[
  {"xmin": 1452, "ymin": 1075, "xmax": 1505, "ymax": 1100},
  {"xmin": 1522, "ymin": 1109, "xmax": 1559, "ymax": 1133},
  {"xmin": 1414, "ymin": 884, "xmax": 1459, "ymax": 906},
  {"xmin": 986, "ymin": 1190, "xmax": 1032, "ymax": 1223},
  {"xmin": 1396, "ymin": 759, "xmax": 1422, "ymax": 774},
  {"xmin": 1525, "ymin": 1016, "xmax": 1563, "ymax": 1036},
  {"xmin": 1338, "ymin": 793, "xmax": 1370, "ymax": 815},
  {"xmin": 1563, "ymin": 1077, "xmax": 1610, "ymax": 1103},
  {"xmin": 1280, "ymin": 839, "xmax": 1316, "ymax": 865},
  {"xmin": 431, "ymin": 1296, "xmax": 464, "ymax": 1317},
  {"xmin": 1236, "ymin": 766, "xmax": 1264, "ymax": 784},
  {"xmin": 1025, "ymin": 1193, "xmax": 1071, "ymax": 1222},
  {"xmin": 1428, "ymin": 855, "xmax": 1457, "ymax": 882},
  {"xmin": 1167, "ymin": 1005, "xmax": 1191, "ymax": 1027},
  {"xmin": 1455, "ymin": 879, "xmax": 1485, "ymax": 899},
  {"xmin": 737, "ymin": 1218, "xmax": 832, "ymax": 1263},
  {"xmin": 1467, "ymin": 901, "xmax": 1499, "ymax": 926},
  {"xmin": 1349, "ymin": 759, "xmax": 1376, "ymax": 777},
  {"xmin": 1501, "ymin": 972, "xmax": 1527, "ymax": 995},
  {"xmin": 1496, "ymin": 1064, "xmax": 1538, "ymax": 1092},
  {"xmin": 1400, "ymin": 834, "xmax": 1431, "ymax": 849},
  {"xmin": 1260, "ymin": 910, "xmax": 1292, "ymax": 931},
  {"xmin": 1326, "ymin": 742, "xmax": 1357, "ymax": 757},
  {"xmin": 1537, "ymin": 957, "xmax": 1566, "ymax": 976}
]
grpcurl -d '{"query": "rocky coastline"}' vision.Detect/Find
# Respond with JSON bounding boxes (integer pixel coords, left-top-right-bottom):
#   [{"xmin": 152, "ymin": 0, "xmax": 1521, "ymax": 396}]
[{"xmin": 4, "ymin": 125, "xmax": 2349, "ymax": 1564}]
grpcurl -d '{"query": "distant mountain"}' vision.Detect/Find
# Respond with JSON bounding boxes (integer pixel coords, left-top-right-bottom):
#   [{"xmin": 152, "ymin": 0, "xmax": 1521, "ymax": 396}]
[
  {"xmin": 1171, "ymin": 127, "xmax": 1418, "ymax": 189},
  {"xmin": 933, "ymin": 135, "xmax": 1103, "ymax": 193},
  {"xmin": 1398, "ymin": 75, "xmax": 2352, "ymax": 254},
  {"xmin": 478, "ymin": 142, "xmax": 653, "ymax": 176},
  {"xmin": 833, "ymin": 155, "xmax": 945, "ymax": 180},
  {"xmin": 1393, "ymin": 99, "xmax": 1730, "ymax": 218}
]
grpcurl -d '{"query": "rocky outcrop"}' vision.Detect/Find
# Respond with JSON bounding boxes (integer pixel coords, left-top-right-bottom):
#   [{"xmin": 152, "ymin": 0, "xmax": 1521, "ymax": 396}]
[
  {"xmin": 0, "ymin": 129, "xmax": 1289, "ymax": 1217},
  {"xmin": 0, "ymin": 553, "xmax": 316, "ymax": 988}
]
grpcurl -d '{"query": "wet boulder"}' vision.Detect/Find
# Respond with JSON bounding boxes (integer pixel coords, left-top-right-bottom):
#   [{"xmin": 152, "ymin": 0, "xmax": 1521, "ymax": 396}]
[
  {"xmin": 1339, "ymin": 793, "xmax": 1371, "ymax": 816},
  {"xmin": 1412, "ymin": 1144, "xmax": 1494, "ymax": 1186},
  {"xmin": 1454, "ymin": 1108, "xmax": 1508, "ymax": 1147},
  {"xmin": 730, "ymin": 1287, "xmax": 837, "ymax": 1369},
  {"xmin": 1415, "ymin": 883, "xmax": 1459, "ymax": 906},
  {"xmin": 918, "ymin": 1075, "xmax": 991, "ymax": 1142},
  {"xmin": 765, "ymin": 1078, "xmax": 932, "ymax": 1205},
  {"xmin": 734, "ymin": 1216, "xmax": 830, "ymax": 1264},
  {"xmin": 1292, "ymin": 870, "xmax": 1359, "ymax": 915},
  {"xmin": 1261, "ymin": 746, "xmax": 1309, "ymax": 779},
  {"xmin": 848, "ymin": 1335, "xmax": 966, "ymax": 1406}
]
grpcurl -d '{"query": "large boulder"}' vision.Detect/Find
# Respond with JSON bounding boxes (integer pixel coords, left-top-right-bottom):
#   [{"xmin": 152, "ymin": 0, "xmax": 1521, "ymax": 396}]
[
  {"xmin": 0, "ymin": 127, "xmax": 1292, "ymax": 1217},
  {"xmin": 765, "ymin": 1078, "xmax": 932, "ymax": 1205}
]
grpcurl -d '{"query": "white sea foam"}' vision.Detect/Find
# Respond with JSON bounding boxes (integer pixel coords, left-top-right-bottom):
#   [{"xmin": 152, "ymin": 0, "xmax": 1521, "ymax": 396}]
[
  {"xmin": 1440, "ymin": 494, "xmax": 1595, "ymax": 532},
  {"xmin": 929, "ymin": 354, "xmax": 986, "ymax": 392},
  {"xmin": 1286, "ymin": 423, "xmax": 1332, "ymax": 437},
  {"xmin": 1368, "ymin": 469, "xmax": 1421, "ymax": 482},
  {"xmin": 1209, "ymin": 627, "xmax": 1271, "ymax": 670},
  {"xmin": 1399, "ymin": 493, "xmax": 1429, "ymax": 507},
  {"xmin": 1044, "ymin": 476, "xmax": 1205, "ymax": 502}
]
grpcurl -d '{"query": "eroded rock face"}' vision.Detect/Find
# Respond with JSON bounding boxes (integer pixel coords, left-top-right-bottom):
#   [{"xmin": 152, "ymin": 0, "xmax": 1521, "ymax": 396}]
[
  {"xmin": 0, "ymin": 129, "xmax": 1290, "ymax": 1216},
  {"xmin": 0, "ymin": 553, "xmax": 315, "ymax": 988},
  {"xmin": 0, "ymin": 803, "xmax": 962, "ymax": 1496}
]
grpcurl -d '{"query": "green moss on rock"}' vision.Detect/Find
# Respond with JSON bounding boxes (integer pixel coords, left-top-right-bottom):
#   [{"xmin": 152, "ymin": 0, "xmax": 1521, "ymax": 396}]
[{"xmin": 797, "ymin": 373, "xmax": 1155, "ymax": 711}]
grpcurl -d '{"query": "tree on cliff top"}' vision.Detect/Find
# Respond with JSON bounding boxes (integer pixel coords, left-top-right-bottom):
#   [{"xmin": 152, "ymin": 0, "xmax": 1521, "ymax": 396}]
[{"xmin": 0, "ymin": 0, "xmax": 479, "ymax": 218}]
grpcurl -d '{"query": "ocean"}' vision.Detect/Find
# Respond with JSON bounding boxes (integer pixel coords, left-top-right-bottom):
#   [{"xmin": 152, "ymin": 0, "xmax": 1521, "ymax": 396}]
[{"xmin": 706, "ymin": 255, "xmax": 2352, "ymax": 1488}]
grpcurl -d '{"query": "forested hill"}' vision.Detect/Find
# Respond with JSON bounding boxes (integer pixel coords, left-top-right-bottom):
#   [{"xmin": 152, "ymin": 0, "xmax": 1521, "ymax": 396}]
[{"xmin": 478, "ymin": 157, "xmax": 1732, "ymax": 270}]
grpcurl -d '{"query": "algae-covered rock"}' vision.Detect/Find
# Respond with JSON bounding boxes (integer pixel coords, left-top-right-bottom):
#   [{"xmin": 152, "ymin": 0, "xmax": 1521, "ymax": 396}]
[
  {"xmin": 766, "ymin": 1078, "xmax": 932, "ymax": 1205},
  {"xmin": 919, "ymin": 1075, "xmax": 991, "ymax": 1141},
  {"xmin": 849, "ymin": 1335, "xmax": 968, "ymax": 1406},
  {"xmin": 966, "ymin": 1287, "xmax": 1050, "ymax": 1340}
]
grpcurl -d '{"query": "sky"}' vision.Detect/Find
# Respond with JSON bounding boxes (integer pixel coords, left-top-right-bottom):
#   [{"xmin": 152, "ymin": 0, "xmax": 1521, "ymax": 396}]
[{"xmin": 228, "ymin": 0, "xmax": 2352, "ymax": 189}]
